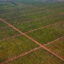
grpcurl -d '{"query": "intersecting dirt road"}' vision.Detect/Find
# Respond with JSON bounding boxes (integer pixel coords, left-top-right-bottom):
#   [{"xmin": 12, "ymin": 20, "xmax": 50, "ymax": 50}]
[{"xmin": 0, "ymin": 18, "xmax": 64, "ymax": 64}]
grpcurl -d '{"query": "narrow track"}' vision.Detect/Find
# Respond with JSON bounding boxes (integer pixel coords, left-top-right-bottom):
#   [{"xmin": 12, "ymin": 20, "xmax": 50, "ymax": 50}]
[
  {"xmin": 0, "ymin": 20, "xmax": 64, "ymax": 42},
  {"xmin": 26, "ymin": 21, "xmax": 64, "ymax": 33},
  {"xmin": 44, "ymin": 36, "xmax": 64, "ymax": 46},
  {"xmin": 0, "ymin": 47, "xmax": 41, "ymax": 64},
  {"xmin": 0, "ymin": 34, "xmax": 21, "ymax": 42},
  {"xmin": 0, "ymin": 18, "xmax": 64, "ymax": 63}
]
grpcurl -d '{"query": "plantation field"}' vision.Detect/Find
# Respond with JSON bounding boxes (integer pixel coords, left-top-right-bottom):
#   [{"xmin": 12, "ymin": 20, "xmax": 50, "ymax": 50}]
[{"xmin": 0, "ymin": 1, "xmax": 64, "ymax": 64}]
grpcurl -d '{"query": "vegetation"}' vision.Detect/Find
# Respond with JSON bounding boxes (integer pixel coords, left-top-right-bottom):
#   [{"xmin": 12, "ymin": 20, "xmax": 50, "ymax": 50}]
[{"xmin": 0, "ymin": 1, "xmax": 64, "ymax": 64}]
